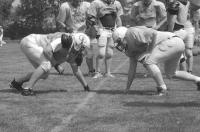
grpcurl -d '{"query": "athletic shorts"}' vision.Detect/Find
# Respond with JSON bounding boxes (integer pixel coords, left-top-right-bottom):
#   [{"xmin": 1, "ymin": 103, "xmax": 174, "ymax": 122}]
[
  {"xmin": 184, "ymin": 27, "xmax": 195, "ymax": 49},
  {"xmin": 20, "ymin": 35, "xmax": 52, "ymax": 71},
  {"xmin": 97, "ymin": 28, "xmax": 115, "ymax": 48},
  {"xmin": 145, "ymin": 37, "xmax": 185, "ymax": 75}
]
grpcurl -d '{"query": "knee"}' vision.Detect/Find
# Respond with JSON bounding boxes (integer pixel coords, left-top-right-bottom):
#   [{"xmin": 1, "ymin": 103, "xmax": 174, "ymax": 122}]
[
  {"xmin": 86, "ymin": 51, "xmax": 94, "ymax": 59},
  {"xmin": 105, "ymin": 48, "xmax": 113, "ymax": 59},
  {"xmin": 165, "ymin": 71, "xmax": 177, "ymax": 79},
  {"xmin": 97, "ymin": 47, "xmax": 106, "ymax": 58},
  {"xmin": 41, "ymin": 61, "xmax": 52, "ymax": 73},
  {"xmin": 185, "ymin": 49, "xmax": 193, "ymax": 58}
]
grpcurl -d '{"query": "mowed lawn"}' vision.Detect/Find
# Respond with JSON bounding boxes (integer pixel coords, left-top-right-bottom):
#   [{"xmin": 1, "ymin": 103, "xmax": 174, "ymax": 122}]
[{"xmin": 0, "ymin": 40, "xmax": 200, "ymax": 132}]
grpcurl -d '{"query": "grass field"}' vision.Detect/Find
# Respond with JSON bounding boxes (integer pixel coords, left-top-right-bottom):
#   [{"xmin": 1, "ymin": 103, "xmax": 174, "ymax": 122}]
[{"xmin": 0, "ymin": 41, "xmax": 200, "ymax": 132}]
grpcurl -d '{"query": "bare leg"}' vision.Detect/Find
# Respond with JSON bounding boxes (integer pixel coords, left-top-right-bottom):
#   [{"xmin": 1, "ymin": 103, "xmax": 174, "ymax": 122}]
[
  {"xmin": 24, "ymin": 66, "xmax": 46, "ymax": 89},
  {"xmin": 173, "ymin": 70, "xmax": 200, "ymax": 82},
  {"xmin": 145, "ymin": 64, "xmax": 166, "ymax": 89},
  {"xmin": 15, "ymin": 72, "xmax": 33, "ymax": 85}
]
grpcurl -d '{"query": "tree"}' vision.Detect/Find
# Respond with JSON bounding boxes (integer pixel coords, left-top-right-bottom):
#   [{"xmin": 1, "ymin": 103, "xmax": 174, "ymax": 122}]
[
  {"xmin": 0, "ymin": 0, "xmax": 13, "ymax": 26},
  {"xmin": 6, "ymin": 0, "xmax": 60, "ymax": 39}
]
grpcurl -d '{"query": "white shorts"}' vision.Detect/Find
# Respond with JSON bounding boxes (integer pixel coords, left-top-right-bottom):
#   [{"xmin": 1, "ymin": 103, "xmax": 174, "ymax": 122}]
[
  {"xmin": 20, "ymin": 35, "xmax": 52, "ymax": 72},
  {"xmin": 145, "ymin": 37, "xmax": 185, "ymax": 76},
  {"xmin": 98, "ymin": 28, "xmax": 114, "ymax": 48}
]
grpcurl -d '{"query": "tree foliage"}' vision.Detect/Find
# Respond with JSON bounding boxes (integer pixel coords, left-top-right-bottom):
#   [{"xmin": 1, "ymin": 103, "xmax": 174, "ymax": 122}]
[
  {"xmin": 6, "ymin": 0, "xmax": 60, "ymax": 39},
  {"xmin": 0, "ymin": 0, "xmax": 13, "ymax": 26}
]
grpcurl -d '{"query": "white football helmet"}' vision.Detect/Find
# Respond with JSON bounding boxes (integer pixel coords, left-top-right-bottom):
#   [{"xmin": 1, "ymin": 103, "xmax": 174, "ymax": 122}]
[
  {"xmin": 113, "ymin": 27, "xmax": 128, "ymax": 42},
  {"xmin": 113, "ymin": 27, "xmax": 128, "ymax": 53},
  {"xmin": 73, "ymin": 33, "xmax": 90, "ymax": 51}
]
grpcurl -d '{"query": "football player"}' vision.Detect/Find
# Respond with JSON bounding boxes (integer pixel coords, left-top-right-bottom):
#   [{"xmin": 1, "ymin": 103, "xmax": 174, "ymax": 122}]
[
  {"xmin": 56, "ymin": 0, "xmax": 95, "ymax": 76},
  {"xmin": 113, "ymin": 26, "xmax": 200, "ymax": 96},
  {"xmin": 10, "ymin": 32, "xmax": 91, "ymax": 96},
  {"xmin": 167, "ymin": 0, "xmax": 195, "ymax": 73},
  {"xmin": 86, "ymin": 0, "xmax": 123, "ymax": 78},
  {"xmin": 130, "ymin": 0, "xmax": 167, "ymax": 29}
]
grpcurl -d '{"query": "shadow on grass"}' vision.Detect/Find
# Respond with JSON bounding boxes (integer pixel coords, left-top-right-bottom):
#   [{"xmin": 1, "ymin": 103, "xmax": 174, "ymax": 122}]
[
  {"xmin": 0, "ymin": 89, "xmax": 19, "ymax": 93},
  {"xmin": 112, "ymin": 72, "xmax": 152, "ymax": 78},
  {"xmin": 0, "ymin": 89, "xmax": 68, "ymax": 95},
  {"xmin": 50, "ymin": 72, "xmax": 96, "ymax": 77},
  {"xmin": 92, "ymin": 89, "xmax": 155, "ymax": 96},
  {"xmin": 123, "ymin": 101, "xmax": 200, "ymax": 107},
  {"xmin": 35, "ymin": 89, "xmax": 68, "ymax": 94},
  {"xmin": 50, "ymin": 72, "xmax": 74, "ymax": 76}
]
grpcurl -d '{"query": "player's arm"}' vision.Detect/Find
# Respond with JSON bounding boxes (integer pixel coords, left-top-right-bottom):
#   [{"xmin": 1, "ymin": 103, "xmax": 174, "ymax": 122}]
[
  {"xmin": 166, "ymin": 1, "xmax": 179, "ymax": 32},
  {"xmin": 56, "ymin": 4, "xmax": 73, "ymax": 33},
  {"xmin": 115, "ymin": 1, "xmax": 123, "ymax": 27},
  {"xmin": 149, "ymin": 30, "xmax": 158, "ymax": 53},
  {"xmin": 154, "ymin": 2, "xmax": 167, "ymax": 30},
  {"xmin": 126, "ymin": 57, "xmax": 138, "ymax": 91},
  {"xmin": 43, "ymin": 44, "xmax": 57, "ymax": 66},
  {"xmin": 70, "ymin": 62, "xmax": 90, "ymax": 91}
]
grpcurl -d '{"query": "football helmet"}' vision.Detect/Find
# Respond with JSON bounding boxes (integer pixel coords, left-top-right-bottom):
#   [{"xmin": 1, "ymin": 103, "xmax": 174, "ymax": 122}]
[
  {"xmin": 65, "ymin": 33, "xmax": 90, "ymax": 62},
  {"xmin": 113, "ymin": 27, "xmax": 128, "ymax": 53}
]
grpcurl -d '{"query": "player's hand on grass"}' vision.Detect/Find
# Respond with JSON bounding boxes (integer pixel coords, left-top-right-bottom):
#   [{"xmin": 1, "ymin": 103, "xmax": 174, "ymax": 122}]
[{"xmin": 54, "ymin": 64, "xmax": 64, "ymax": 75}]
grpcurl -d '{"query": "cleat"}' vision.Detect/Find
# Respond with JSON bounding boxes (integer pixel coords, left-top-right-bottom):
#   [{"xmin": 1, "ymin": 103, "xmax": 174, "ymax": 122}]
[
  {"xmin": 93, "ymin": 72, "xmax": 103, "ymax": 79},
  {"xmin": 104, "ymin": 73, "xmax": 115, "ymax": 78},
  {"xmin": 9, "ymin": 79, "xmax": 23, "ymax": 91},
  {"xmin": 84, "ymin": 85, "xmax": 90, "ymax": 92},
  {"xmin": 21, "ymin": 88, "xmax": 36, "ymax": 96},
  {"xmin": 157, "ymin": 87, "xmax": 167, "ymax": 96},
  {"xmin": 197, "ymin": 82, "xmax": 200, "ymax": 91}
]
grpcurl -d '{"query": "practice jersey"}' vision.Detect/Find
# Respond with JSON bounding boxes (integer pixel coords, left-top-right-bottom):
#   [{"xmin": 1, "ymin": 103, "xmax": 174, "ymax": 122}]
[
  {"xmin": 124, "ymin": 26, "xmax": 156, "ymax": 58},
  {"xmin": 124, "ymin": 26, "xmax": 176, "ymax": 58},
  {"xmin": 56, "ymin": 2, "xmax": 90, "ymax": 32},
  {"xmin": 87, "ymin": 0, "xmax": 123, "ymax": 28},
  {"xmin": 131, "ymin": 0, "xmax": 166, "ymax": 28},
  {"xmin": 25, "ymin": 32, "xmax": 63, "ymax": 49}
]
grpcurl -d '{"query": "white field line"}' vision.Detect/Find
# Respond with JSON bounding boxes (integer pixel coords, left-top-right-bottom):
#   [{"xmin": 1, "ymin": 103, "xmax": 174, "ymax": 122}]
[{"xmin": 51, "ymin": 58, "xmax": 128, "ymax": 132}]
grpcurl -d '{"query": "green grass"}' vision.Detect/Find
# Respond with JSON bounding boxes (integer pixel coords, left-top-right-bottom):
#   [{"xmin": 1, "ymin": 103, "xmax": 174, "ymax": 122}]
[{"xmin": 0, "ymin": 41, "xmax": 200, "ymax": 132}]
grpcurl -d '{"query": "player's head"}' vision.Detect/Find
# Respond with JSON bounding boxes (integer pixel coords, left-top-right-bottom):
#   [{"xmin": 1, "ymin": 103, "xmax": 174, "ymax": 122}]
[
  {"xmin": 61, "ymin": 33, "xmax": 73, "ymax": 49},
  {"xmin": 70, "ymin": 0, "xmax": 82, "ymax": 8},
  {"xmin": 102, "ymin": 0, "xmax": 115, "ymax": 5},
  {"xmin": 61, "ymin": 33, "xmax": 90, "ymax": 50},
  {"xmin": 112, "ymin": 26, "xmax": 128, "ymax": 53},
  {"xmin": 142, "ymin": 0, "xmax": 153, "ymax": 7},
  {"xmin": 62, "ymin": 33, "xmax": 90, "ymax": 60}
]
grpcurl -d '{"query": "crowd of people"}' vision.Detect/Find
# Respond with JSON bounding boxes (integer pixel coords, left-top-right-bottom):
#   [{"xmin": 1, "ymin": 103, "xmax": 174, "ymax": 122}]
[{"xmin": 5, "ymin": 0, "xmax": 200, "ymax": 96}]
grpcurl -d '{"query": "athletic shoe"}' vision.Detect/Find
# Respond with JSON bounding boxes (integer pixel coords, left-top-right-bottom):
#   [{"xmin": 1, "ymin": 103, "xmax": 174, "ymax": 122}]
[
  {"xmin": 93, "ymin": 72, "xmax": 103, "ymax": 79},
  {"xmin": 197, "ymin": 81, "xmax": 200, "ymax": 91},
  {"xmin": 104, "ymin": 73, "xmax": 115, "ymax": 78},
  {"xmin": 9, "ymin": 79, "xmax": 23, "ymax": 91},
  {"xmin": 21, "ymin": 88, "xmax": 36, "ymax": 96},
  {"xmin": 88, "ymin": 69, "xmax": 95, "ymax": 77},
  {"xmin": 156, "ymin": 87, "xmax": 167, "ymax": 96},
  {"xmin": 84, "ymin": 85, "xmax": 90, "ymax": 92}
]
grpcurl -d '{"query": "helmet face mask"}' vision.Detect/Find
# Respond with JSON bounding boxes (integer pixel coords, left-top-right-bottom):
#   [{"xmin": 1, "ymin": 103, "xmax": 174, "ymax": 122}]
[
  {"xmin": 115, "ymin": 38, "xmax": 127, "ymax": 53},
  {"xmin": 103, "ymin": 0, "xmax": 114, "ymax": 4}
]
